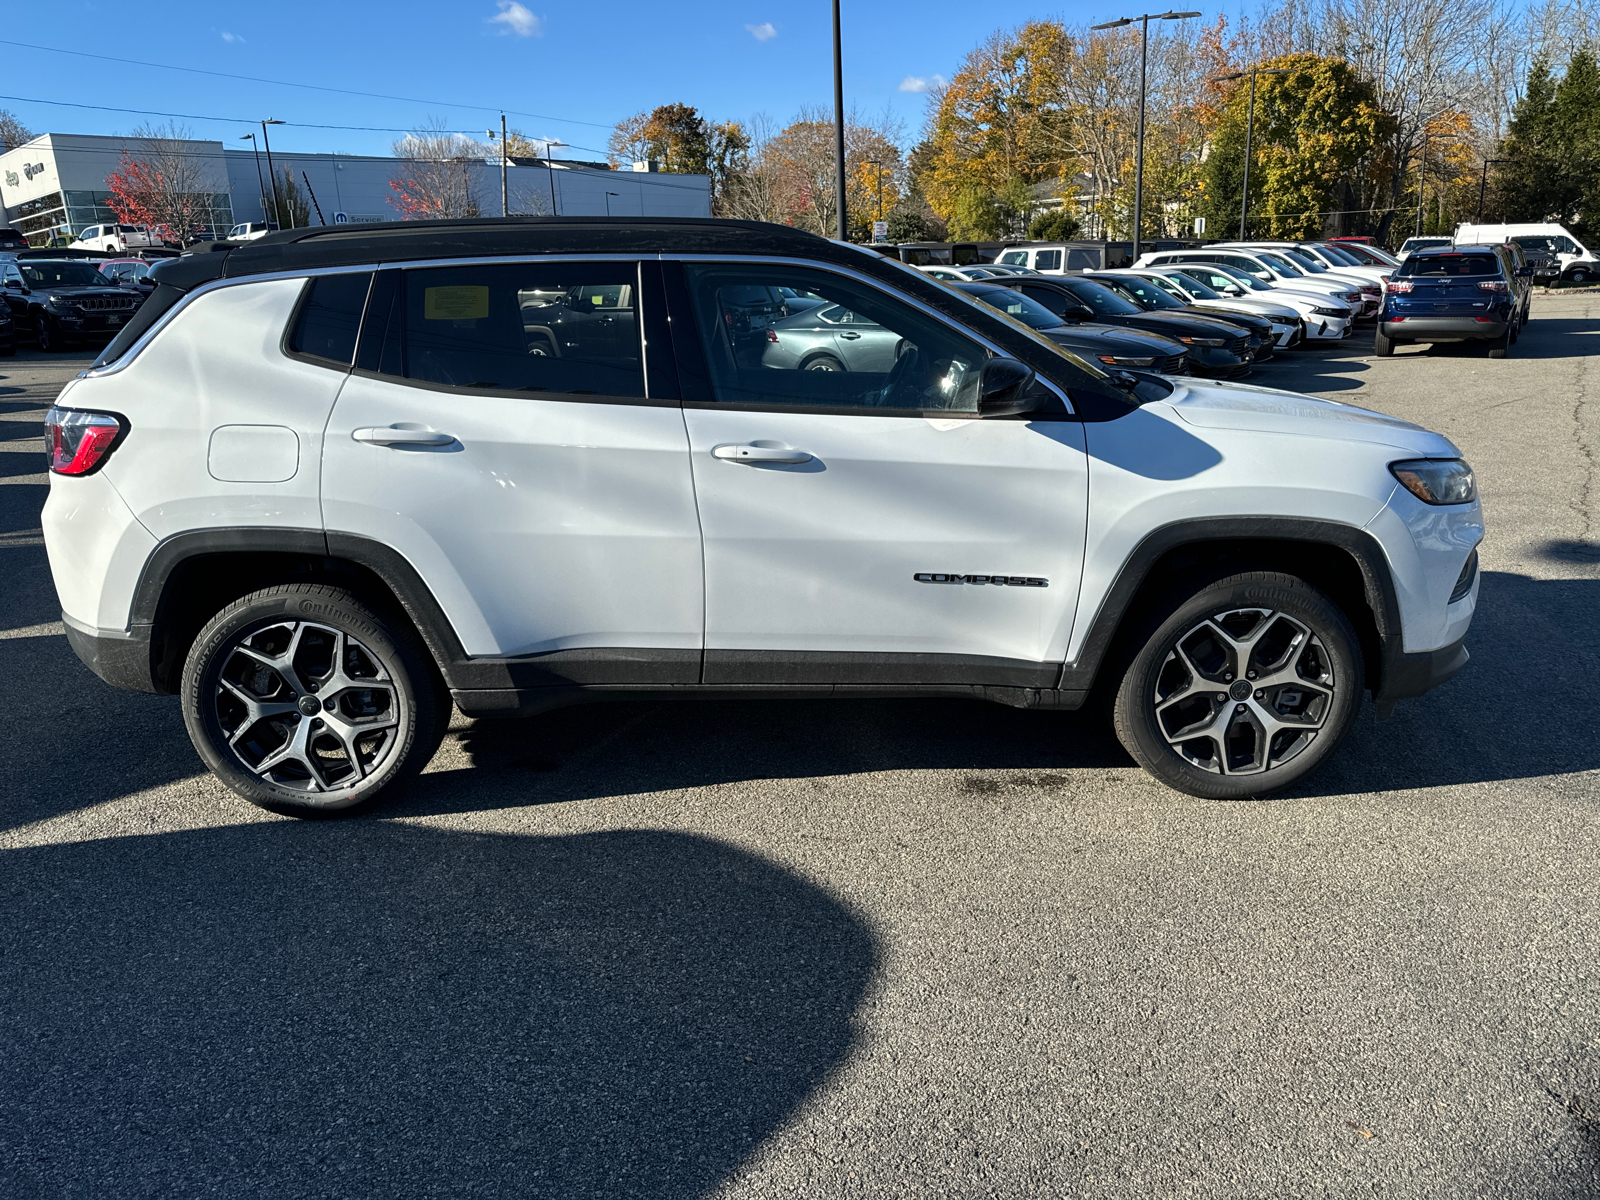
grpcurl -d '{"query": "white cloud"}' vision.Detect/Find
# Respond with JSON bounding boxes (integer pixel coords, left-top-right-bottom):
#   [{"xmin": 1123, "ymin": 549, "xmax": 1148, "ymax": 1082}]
[
  {"xmin": 489, "ymin": 1, "xmax": 543, "ymax": 36},
  {"xmin": 898, "ymin": 74, "xmax": 947, "ymax": 93},
  {"xmin": 746, "ymin": 22, "xmax": 777, "ymax": 41},
  {"xmin": 220, "ymin": 31, "xmax": 245, "ymax": 43}
]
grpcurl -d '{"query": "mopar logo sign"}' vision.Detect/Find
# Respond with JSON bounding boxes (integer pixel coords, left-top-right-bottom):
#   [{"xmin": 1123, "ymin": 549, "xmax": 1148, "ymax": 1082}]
[
  {"xmin": 23, "ymin": 162, "xmax": 45, "ymax": 181},
  {"xmin": 2, "ymin": 170, "xmax": 15, "ymax": 189}
]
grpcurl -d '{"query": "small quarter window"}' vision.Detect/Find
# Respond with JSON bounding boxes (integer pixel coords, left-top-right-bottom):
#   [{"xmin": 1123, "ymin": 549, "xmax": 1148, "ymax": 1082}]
[{"xmin": 289, "ymin": 273, "xmax": 373, "ymax": 367}]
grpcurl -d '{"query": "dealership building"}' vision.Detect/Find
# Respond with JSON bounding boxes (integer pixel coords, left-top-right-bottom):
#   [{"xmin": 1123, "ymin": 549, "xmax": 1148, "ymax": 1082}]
[{"xmin": 0, "ymin": 132, "xmax": 712, "ymax": 244}]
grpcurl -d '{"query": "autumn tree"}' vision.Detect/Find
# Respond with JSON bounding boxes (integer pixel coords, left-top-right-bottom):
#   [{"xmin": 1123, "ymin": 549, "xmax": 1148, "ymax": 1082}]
[
  {"xmin": 389, "ymin": 122, "xmax": 483, "ymax": 219},
  {"xmin": 608, "ymin": 103, "xmax": 751, "ymax": 215},
  {"xmin": 1198, "ymin": 54, "xmax": 1395, "ymax": 239},
  {"xmin": 0, "ymin": 109, "xmax": 34, "ymax": 153},
  {"xmin": 104, "ymin": 123, "xmax": 227, "ymax": 246}
]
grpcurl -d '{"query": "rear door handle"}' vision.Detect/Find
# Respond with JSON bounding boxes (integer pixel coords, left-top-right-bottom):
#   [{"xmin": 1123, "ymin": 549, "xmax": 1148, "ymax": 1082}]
[
  {"xmin": 352, "ymin": 426, "xmax": 456, "ymax": 447},
  {"xmin": 711, "ymin": 443, "xmax": 813, "ymax": 465},
  {"xmin": 838, "ymin": 331, "xmax": 861, "ymax": 340}
]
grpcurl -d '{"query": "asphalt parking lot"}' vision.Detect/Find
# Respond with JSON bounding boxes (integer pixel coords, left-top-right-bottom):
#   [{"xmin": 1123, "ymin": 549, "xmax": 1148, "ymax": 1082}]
[{"xmin": 2, "ymin": 297, "xmax": 1597, "ymax": 1198}]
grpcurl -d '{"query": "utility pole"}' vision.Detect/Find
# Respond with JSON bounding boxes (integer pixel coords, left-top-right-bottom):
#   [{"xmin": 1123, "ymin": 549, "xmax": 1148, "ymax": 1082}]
[
  {"xmin": 832, "ymin": 0, "xmax": 848, "ymax": 241},
  {"xmin": 500, "ymin": 114, "xmax": 509, "ymax": 217},
  {"xmin": 1209, "ymin": 67, "xmax": 1292, "ymax": 240},
  {"xmin": 260, "ymin": 119, "xmax": 288, "ymax": 229},
  {"xmin": 1092, "ymin": 10, "xmax": 1199, "ymax": 261}
]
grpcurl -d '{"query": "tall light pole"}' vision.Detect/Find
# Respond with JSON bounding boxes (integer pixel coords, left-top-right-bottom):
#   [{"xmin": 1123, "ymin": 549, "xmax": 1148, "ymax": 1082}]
[
  {"xmin": 865, "ymin": 157, "xmax": 887, "ymax": 239},
  {"xmin": 239, "ymin": 134, "xmax": 267, "ymax": 225},
  {"xmin": 260, "ymin": 119, "xmax": 288, "ymax": 229},
  {"xmin": 1209, "ymin": 67, "xmax": 1292, "ymax": 240},
  {"xmin": 605, "ymin": 191, "xmax": 620, "ymax": 216},
  {"xmin": 543, "ymin": 140, "xmax": 568, "ymax": 216},
  {"xmin": 1476, "ymin": 157, "xmax": 1508, "ymax": 224},
  {"xmin": 1091, "ymin": 9, "xmax": 1199, "ymax": 262},
  {"xmin": 486, "ymin": 114, "xmax": 509, "ymax": 217},
  {"xmin": 832, "ymin": 0, "xmax": 848, "ymax": 240}
]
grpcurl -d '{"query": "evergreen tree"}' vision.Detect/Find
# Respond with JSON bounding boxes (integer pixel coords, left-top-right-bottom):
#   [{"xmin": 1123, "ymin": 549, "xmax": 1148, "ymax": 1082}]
[
  {"xmin": 1554, "ymin": 46, "xmax": 1600, "ymax": 231},
  {"xmin": 1497, "ymin": 55, "xmax": 1562, "ymax": 223}
]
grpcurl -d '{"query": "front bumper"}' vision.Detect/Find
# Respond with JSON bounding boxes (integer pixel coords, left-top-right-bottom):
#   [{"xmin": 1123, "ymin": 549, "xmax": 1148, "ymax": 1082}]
[
  {"xmin": 1373, "ymin": 636, "xmax": 1469, "ymax": 718},
  {"xmin": 1381, "ymin": 317, "xmax": 1508, "ymax": 341}
]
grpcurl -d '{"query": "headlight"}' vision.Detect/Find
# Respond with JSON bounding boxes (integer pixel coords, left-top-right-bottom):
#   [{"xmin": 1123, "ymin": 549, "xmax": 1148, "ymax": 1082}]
[
  {"xmin": 1311, "ymin": 306, "xmax": 1344, "ymax": 316},
  {"xmin": 1390, "ymin": 459, "xmax": 1476, "ymax": 505},
  {"xmin": 1178, "ymin": 336, "xmax": 1225, "ymax": 347},
  {"xmin": 1099, "ymin": 354, "xmax": 1155, "ymax": 366}
]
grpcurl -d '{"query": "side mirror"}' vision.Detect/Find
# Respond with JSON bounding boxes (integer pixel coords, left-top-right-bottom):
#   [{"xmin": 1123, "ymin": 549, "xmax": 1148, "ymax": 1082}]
[
  {"xmin": 1106, "ymin": 370, "xmax": 1140, "ymax": 392},
  {"xmin": 1515, "ymin": 265, "xmax": 1533, "ymax": 278},
  {"xmin": 977, "ymin": 357, "xmax": 1039, "ymax": 417},
  {"xmin": 1063, "ymin": 302, "xmax": 1095, "ymax": 319}
]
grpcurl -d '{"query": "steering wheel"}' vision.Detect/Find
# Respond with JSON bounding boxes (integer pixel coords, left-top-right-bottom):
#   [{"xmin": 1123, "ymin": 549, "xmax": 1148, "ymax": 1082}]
[{"xmin": 874, "ymin": 341, "xmax": 920, "ymax": 407}]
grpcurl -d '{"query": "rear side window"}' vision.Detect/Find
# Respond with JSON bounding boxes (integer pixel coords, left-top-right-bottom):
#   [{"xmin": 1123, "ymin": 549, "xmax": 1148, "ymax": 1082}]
[
  {"xmin": 379, "ymin": 263, "xmax": 644, "ymax": 397},
  {"xmin": 289, "ymin": 272, "xmax": 373, "ymax": 367},
  {"xmin": 1034, "ymin": 249, "xmax": 1061, "ymax": 271},
  {"xmin": 1396, "ymin": 254, "xmax": 1500, "ymax": 278}
]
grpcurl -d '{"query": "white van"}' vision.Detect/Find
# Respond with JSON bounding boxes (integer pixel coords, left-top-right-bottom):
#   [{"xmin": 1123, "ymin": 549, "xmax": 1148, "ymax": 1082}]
[
  {"xmin": 1453, "ymin": 223, "xmax": 1598, "ymax": 282},
  {"xmin": 994, "ymin": 243, "xmax": 1119, "ymax": 275},
  {"xmin": 69, "ymin": 224, "xmax": 161, "ymax": 254}
]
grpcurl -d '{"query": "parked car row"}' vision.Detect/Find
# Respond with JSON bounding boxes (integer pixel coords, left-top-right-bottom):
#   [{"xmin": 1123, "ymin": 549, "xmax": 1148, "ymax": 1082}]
[{"xmin": 0, "ymin": 252, "xmax": 153, "ymax": 352}]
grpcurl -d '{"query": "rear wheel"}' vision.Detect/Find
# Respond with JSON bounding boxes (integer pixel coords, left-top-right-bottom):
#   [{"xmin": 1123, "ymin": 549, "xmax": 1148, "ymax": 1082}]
[
  {"xmin": 1373, "ymin": 327, "xmax": 1396, "ymax": 356},
  {"xmin": 1487, "ymin": 325, "xmax": 1512, "ymax": 359},
  {"xmin": 181, "ymin": 584, "xmax": 451, "ymax": 817},
  {"xmin": 802, "ymin": 353, "xmax": 845, "ymax": 372},
  {"xmin": 1113, "ymin": 572, "xmax": 1364, "ymax": 800}
]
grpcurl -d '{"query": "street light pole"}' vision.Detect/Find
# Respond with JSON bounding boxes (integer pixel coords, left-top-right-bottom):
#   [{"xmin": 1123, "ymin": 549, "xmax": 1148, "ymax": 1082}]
[
  {"xmin": 1210, "ymin": 67, "xmax": 1292, "ymax": 240},
  {"xmin": 1092, "ymin": 10, "xmax": 1199, "ymax": 262},
  {"xmin": 1476, "ymin": 158, "xmax": 1508, "ymax": 224},
  {"xmin": 543, "ymin": 140, "xmax": 568, "ymax": 216},
  {"xmin": 500, "ymin": 114, "xmax": 509, "ymax": 217},
  {"xmin": 605, "ymin": 191, "xmax": 620, "ymax": 217},
  {"xmin": 240, "ymin": 134, "xmax": 267, "ymax": 226},
  {"xmin": 260, "ymin": 119, "xmax": 288, "ymax": 229},
  {"xmin": 832, "ymin": 0, "xmax": 848, "ymax": 241}
]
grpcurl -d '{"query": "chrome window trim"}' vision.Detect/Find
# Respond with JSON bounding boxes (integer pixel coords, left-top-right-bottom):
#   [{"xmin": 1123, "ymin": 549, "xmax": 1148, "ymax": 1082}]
[{"xmin": 661, "ymin": 252, "xmax": 1078, "ymax": 415}]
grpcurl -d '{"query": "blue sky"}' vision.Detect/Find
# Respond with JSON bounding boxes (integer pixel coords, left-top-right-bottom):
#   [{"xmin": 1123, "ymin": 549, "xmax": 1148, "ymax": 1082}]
[{"xmin": 0, "ymin": 0, "xmax": 1231, "ymax": 161}]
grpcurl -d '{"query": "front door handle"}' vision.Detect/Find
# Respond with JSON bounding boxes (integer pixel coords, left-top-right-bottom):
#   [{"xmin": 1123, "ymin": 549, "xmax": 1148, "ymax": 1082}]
[
  {"xmin": 352, "ymin": 426, "xmax": 456, "ymax": 447},
  {"xmin": 711, "ymin": 443, "xmax": 813, "ymax": 465},
  {"xmin": 838, "ymin": 330, "xmax": 861, "ymax": 340}
]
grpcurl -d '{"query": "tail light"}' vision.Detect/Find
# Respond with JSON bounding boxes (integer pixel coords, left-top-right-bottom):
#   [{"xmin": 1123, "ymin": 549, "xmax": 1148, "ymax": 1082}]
[
  {"xmin": 1388, "ymin": 280, "xmax": 1414, "ymax": 293},
  {"xmin": 766, "ymin": 329, "xmax": 779, "ymax": 342},
  {"xmin": 45, "ymin": 407, "xmax": 126, "ymax": 476},
  {"xmin": 1478, "ymin": 280, "xmax": 1509, "ymax": 293}
]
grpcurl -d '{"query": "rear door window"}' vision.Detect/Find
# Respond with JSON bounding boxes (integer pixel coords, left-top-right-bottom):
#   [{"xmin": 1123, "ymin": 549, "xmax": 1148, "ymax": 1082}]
[
  {"xmin": 1034, "ymin": 249, "xmax": 1061, "ymax": 271},
  {"xmin": 376, "ymin": 263, "xmax": 645, "ymax": 397}
]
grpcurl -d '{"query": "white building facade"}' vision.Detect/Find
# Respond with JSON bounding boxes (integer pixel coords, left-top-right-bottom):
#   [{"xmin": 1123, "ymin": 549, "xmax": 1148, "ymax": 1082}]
[{"xmin": 0, "ymin": 133, "xmax": 711, "ymax": 245}]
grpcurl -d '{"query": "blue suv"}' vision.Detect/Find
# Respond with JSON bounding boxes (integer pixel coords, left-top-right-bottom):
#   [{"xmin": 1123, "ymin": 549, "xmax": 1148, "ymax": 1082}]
[{"xmin": 1375, "ymin": 244, "xmax": 1528, "ymax": 358}]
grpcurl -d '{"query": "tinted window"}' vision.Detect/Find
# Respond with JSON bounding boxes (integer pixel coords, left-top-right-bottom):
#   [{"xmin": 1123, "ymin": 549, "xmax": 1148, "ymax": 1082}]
[
  {"xmin": 290, "ymin": 272, "xmax": 373, "ymax": 366},
  {"xmin": 685, "ymin": 264, "xmax": 987, "ymax": 413},
  {"xmin": 964, "ymin": 285, "xmax": 1065, "ymax": 330},
  {"xmin": 1396, "ymin": 253, "xmax": 1501, "ymax": 278},
  {"xmin": 1168, "ymin": 271, "xmax": 1223, "ymax": 299},
  {"xmin": 999, "ymin": 251, "xmax": 1029, "ymax": 265},
  {"xmin": 20, "ymin": 262, "xmax": 112, "ymax": 287},
  {"xmin": 1059, "ymin": 279, "xmax": 1141, "ymax": 316},
  {"xmin": 1034, "ymin": 250, "xmax": 1061, "ymax": 271},
  {"xmin": 384, "ymin": 263, "xmax": 644, "ymax": 396},
  {"xmin": 1095, "ymin": 276, "xmax": 1182, "ymax": 309}
]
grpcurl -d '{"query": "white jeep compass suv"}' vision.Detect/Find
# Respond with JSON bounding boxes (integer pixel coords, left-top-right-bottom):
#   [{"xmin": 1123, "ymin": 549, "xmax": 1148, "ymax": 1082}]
[{"xmin": 42, "ymin": 218, "xmax": 1482, "ymax": 815}]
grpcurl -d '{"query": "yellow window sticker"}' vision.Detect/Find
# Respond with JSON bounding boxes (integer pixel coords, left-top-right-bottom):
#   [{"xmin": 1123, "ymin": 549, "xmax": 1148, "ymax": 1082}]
[{"xmin": 424, "ymin": 285, "xmax": 489, "ymax": 320}]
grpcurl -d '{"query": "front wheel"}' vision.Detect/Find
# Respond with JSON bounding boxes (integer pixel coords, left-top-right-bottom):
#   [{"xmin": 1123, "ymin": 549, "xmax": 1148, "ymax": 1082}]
[
  {"xmin": 1569, "ymin": 268, "xmax": 1591, "ymax": 284},
  {"xmin": 1113, "ymin": 572, "xmax": 1364, "ymax": 800},
  {"xmin": 35, "ymin": 315, "xmax": 62, "ymax": 352},
  {"xmin": 181, "ymin": 584, "xmax": 451, "ymax": 816}
]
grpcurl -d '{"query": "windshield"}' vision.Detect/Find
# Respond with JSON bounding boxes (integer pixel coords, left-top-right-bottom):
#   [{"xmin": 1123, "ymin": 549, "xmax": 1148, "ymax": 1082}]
[
  {"xmin": 1097, "ymin": 275, "xmax": 1182, "ymax": 309},
  {"xmin": 1168, "ymin": 271, "xmax": 1223, "ymax": 300},
  {"xmin": 1060, "ymin": 279, "xmax": 1141, "ymax": 316},
  {"xmin": 1320, "ymin": 245, "xmax": 1361, "ymax": 266},
  {"xmin": 1211, "ymin": 263, "xmax": 1272, "ymax": 291},
  {"xmin": 1282, "ymin": 250, "xmax": 1328, "ymax": 273},
  {"xmin": 1395, "ymin": 252, "xmax": 1500, "ymax": 278},
  {"xmin": 19, "ymin": 262, "xmax": 117, "ymax": 288},
  {"xmin": 965, "ymin": 285, "xmax": 1065, "ymax": 329},
  {"xmin": 1256, "ymin": 253, "xmax": 1304, "ymax": 277}
]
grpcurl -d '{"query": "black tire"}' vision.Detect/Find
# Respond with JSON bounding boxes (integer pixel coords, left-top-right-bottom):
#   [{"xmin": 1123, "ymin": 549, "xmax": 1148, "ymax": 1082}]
[
  {"xmin": 35, "ymin": 314, "xmax": 61, "ymax": 352},
  {"xmin": 1487, "ymin": 325, "xmax": 1511, "ymax": 359},
  {"xmin": 802, "ymin": 353, "xmax": 845, "ymax": 372},
  {"xmin": 0, "ymin": 339, "xmax": 13, "ymax": 357},
  {"xmin": 1113, "ymin": 571, "xmax": 1364, "ymax": 800},
  {"xmin": 181, "ymin": 583, "xmax": 451, "ymax": 817},
  {"xmin": 1373, "ymin": 327, "xmax": 1395, "ymax": 356},
  {"xmin": 1569, "ymin": 268, "xmax": 1591, "ymax": 285}
]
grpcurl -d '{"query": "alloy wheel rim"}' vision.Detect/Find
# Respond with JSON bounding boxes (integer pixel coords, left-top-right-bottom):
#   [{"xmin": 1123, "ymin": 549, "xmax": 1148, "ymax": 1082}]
[
  {"xmin": 212, "ymin": 619, "xmax": 404, "ymax": 793},
  {"xmin": 1152, "ymin": 607, "xmax": 1336, "ymax": 776}
]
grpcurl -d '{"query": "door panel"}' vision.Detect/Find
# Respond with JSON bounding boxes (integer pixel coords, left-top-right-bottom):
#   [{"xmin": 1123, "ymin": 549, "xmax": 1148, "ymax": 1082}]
[{"xmin": 321, "ymin": 262, "xmax": 701, "ymax": 661}]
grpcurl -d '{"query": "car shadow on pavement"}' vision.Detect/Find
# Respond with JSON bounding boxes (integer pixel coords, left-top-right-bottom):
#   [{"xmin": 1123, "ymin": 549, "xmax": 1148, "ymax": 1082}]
[
  {"xmin": 0, "ymin": 822, "xmax": 877, "ymax": 1199},
  {"xmin": 1249, "ymin": 348, "xmax": 1370, "ymax": 393},
  {"xmin": 1288, "ymin": 570, "xmax": 1600, "ymax": 797}
]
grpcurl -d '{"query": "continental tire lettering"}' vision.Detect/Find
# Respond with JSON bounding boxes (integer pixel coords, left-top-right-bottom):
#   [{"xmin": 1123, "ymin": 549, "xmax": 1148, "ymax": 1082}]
[{"xmin": 914, "ymin": 573, "xmax": 1048, "ymax": 587}]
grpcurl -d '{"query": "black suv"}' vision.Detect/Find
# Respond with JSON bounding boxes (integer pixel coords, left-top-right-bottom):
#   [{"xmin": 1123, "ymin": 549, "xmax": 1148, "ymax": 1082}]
[{"xmin": 0, "ymin": 258, "xmax": 144, "ymax": 351}]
